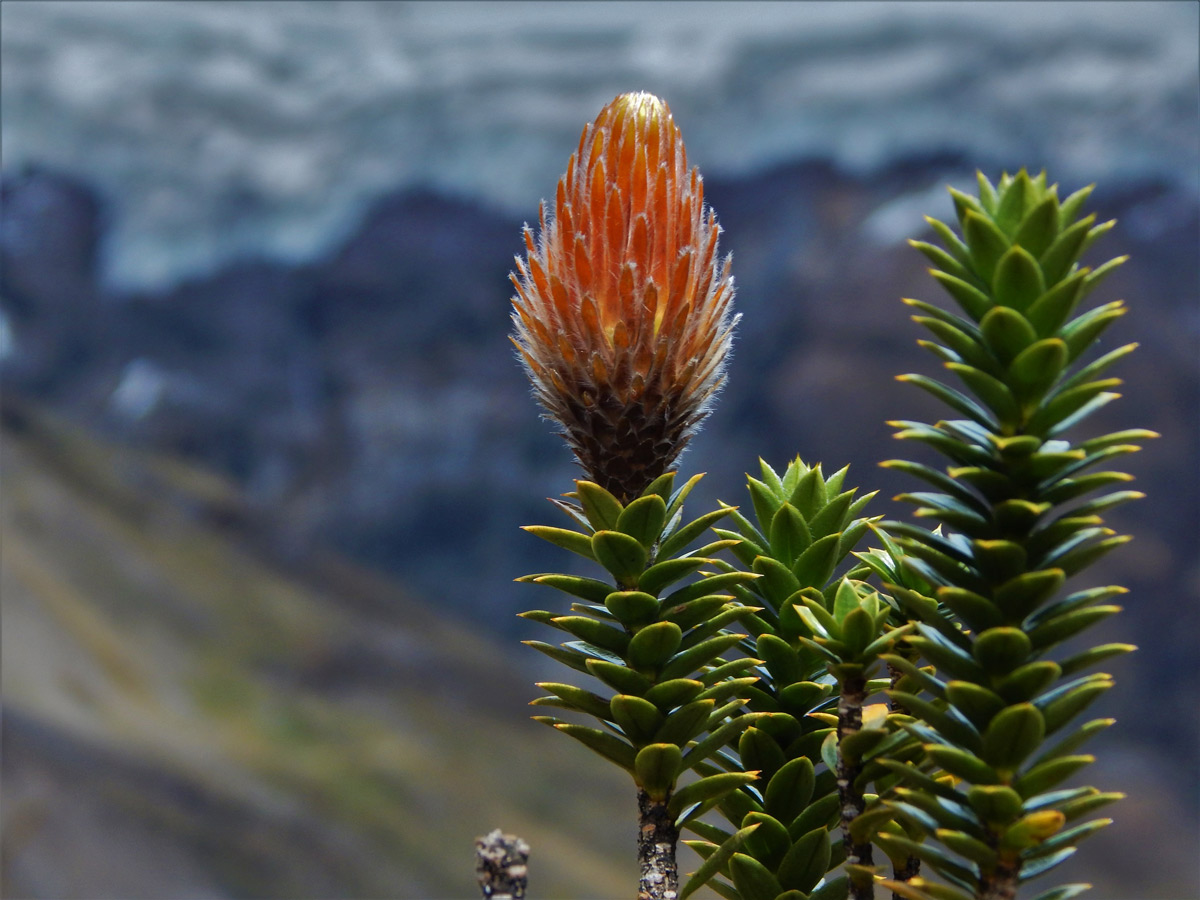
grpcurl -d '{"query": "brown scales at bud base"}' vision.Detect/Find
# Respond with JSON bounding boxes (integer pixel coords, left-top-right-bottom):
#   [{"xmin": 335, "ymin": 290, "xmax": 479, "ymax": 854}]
[{"xmin": 511, "ymin": 92, "xmax": 737, "ymax": 502}]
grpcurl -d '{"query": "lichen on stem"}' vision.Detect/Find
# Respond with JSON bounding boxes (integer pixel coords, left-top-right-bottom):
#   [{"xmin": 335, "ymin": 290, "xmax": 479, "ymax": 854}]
[{"xmin": 637, "ymin": 789, "xmax": 680, "ymax": 900}]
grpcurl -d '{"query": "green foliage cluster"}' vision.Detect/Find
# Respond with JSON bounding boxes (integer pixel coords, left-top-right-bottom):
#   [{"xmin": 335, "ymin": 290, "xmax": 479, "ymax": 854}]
[
  {"xmin": 866, "ymin": 171, "xmax": 1152, "ymax": 900},
  {"xmin": 521, "ymin": 473, "xmax": 764, "ymax": 815},
  {"xmin": 679, "ymin": 460, "xmax": 894, "ymax": 900},
  {"xmin": 517, "ymin": 171, "xmax": 1149, "ymax": 900}
]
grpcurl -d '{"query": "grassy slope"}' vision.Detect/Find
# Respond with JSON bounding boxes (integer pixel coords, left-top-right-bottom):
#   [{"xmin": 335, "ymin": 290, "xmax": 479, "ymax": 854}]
[{"xmin": 0, "ymin": 401, "xmax": 635, "ymax": 899}]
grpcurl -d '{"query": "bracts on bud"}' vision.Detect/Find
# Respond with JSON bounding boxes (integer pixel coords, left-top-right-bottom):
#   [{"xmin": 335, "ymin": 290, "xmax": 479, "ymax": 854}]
[{"xmin": 510, "ymin": 92, "xmax": 738, "ymax": 502}]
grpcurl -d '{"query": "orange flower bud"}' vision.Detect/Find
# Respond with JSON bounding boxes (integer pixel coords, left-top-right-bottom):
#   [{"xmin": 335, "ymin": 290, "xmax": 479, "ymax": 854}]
[{"xmin": 511, "ymin": 92, "xmax": 738, "ymax": 502}]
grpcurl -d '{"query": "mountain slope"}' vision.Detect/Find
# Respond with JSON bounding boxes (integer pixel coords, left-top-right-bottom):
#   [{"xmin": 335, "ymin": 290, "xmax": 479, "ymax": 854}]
[{"xmin": 0, "ymin": 399, "xmax": 634, "ymax": 899}]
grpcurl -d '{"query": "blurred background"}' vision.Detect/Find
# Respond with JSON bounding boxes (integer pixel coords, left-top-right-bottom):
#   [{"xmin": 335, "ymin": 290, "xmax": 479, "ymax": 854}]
[{"xmin": 2, "ymin": 2, "xmax": 1197, "ymax": 897}]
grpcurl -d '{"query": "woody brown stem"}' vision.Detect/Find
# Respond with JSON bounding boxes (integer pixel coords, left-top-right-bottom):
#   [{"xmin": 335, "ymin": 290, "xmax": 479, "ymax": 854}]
[
  {"xmin": 637, "ymin": 789, "xmax": 680, "ymax": 900},
  {"xmin": 838, "ymin": 673, "xmax": 875, "ymax": 900}
]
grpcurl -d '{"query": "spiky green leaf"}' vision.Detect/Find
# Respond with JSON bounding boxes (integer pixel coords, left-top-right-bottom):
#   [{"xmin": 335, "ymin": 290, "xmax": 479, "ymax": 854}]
[
  {"xmin": 778, "ymin": 826, "xmax": 833, "ymax": 893},
  {"xmin": 550, "ymin": 722, "xmax": 636, "ymax": 772},
  {"xmin": 669, "ymin": 771, "xmax": 762, "ymax": 818},
  {"xmin": 992, "ymin": 245, "xmax": 1046, "ymax": 312},
  {"xmin": 729, "ymin": 852, "xmax": 785, "ymax": 900},
  {"xmin": 604, "ymin": 590, "xmax": 660, "ymax": 627},
  {"xmin": 679, "ymin": 824, "xmax": 762, "ymax": 900},
  {"xmin": 636, "ymin": 743, "xmax": 684, "ymax": 799},
  {"xmin": 616, "ymin": 494, "xmax": 669, "ymax": 548},
  {"xmin": 591, "ymin": 530, "xmax": 648, "ymax": 585},
  {"xmin": 982, "ymin": 703, "xmax": 1046, "ymax": 771}
]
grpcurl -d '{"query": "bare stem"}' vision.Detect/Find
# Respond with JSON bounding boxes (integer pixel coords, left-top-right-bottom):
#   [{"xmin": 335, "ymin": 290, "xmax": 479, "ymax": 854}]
[
  {"xmin": 838, "ymin": 673, "xmax": 875, "ymax": 900},
  {"xmin": 637, "ymin": 789, "xmax": 680, "ymax": 900},
  {"xmin": 475, "ymin": 829, "xmax": 529, "ymax": 900}
]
